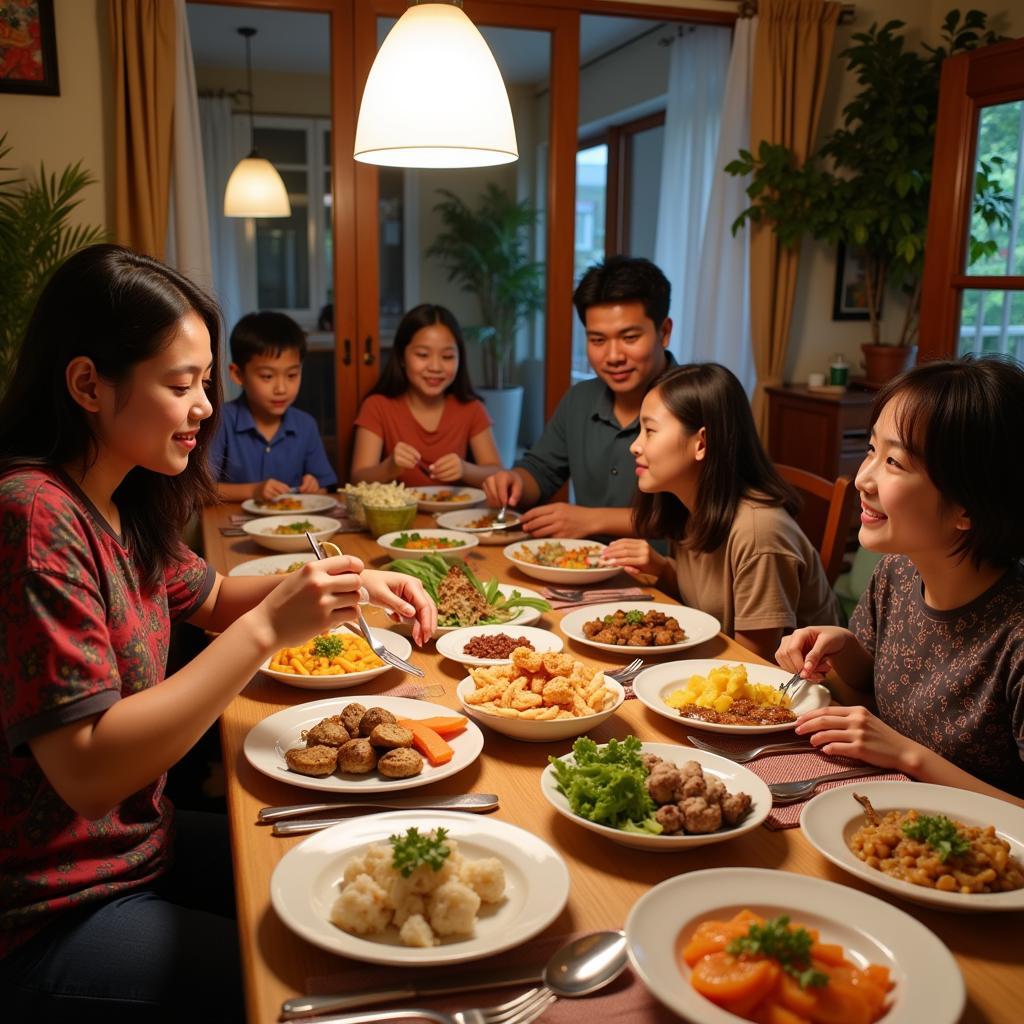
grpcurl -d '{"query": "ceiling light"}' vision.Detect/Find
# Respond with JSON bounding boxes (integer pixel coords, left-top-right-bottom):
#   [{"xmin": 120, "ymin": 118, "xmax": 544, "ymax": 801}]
[
  {"xmin": 224, "ymin": 27, "xmax": 291, "ymax": 218},
  {"xmin": 354, "ymin": 1, "xmax": 517, "ymax": 169}
]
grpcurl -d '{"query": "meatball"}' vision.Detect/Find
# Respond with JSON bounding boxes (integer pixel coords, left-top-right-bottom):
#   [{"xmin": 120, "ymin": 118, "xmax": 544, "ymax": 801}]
[
  {"xmin": 680, "ymin": 796, "xmax": 722, "ymax": 834},
  {"xmin": 721, "ymin": 791, "xmax": 753, "ymax": 826},
  {"xmin": 337, "ymin": 738, "xmax": 378, "ymax": 774},
  {"xmin": 377, "ymin": 747, "xmax": 424, "ymax": 778},
  {"xmin": 369, "ymin": 723, "xmax": 414, "ymax": 749},
  {"xmin": 704, "ymin": 777, "xmax": 727, "ymax": 806},
  {"xmin": 305, "ymin": 718, "xmax": 350, "ymax": 748},
  {"xmin": 655, "ymin": 803, "xmax": 685, "ymax": 835},
  {"xmin": 640, "ymin": 753, "xmax": 664, "ymax": 774},
  {"xmin": 358, "ymin": 707, "xmax": 397, "ymax": 737},
  {"xmin": 339, "ymin": 703, "xmax": 367, "ymax": 736},
  {"xmin": 647, "ymin": 765, "xmax": 681, "ymax": 805},
  {"xmin": 285, "ymin": 744, "xmax": 338, "ymax": 777}
]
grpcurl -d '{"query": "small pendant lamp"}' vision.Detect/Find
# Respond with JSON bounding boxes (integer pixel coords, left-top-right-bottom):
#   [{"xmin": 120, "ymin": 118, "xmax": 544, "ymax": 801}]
[
  {"xmin": 224, "ymin": 27, "xmax": 291, "ymax": 218},
  {"xmin": 354, "ymin": 1, "xmax": 517, "ymax": 169}
]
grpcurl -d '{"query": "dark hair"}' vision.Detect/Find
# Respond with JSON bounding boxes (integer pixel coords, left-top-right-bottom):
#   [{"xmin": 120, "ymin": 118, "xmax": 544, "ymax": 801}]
[
  {"xmin": 871, "ymin": 355, "xmax": 1024, "ymax": 567},
  {"xmin": 229, "ymin": 310, "xmax": 307, "ymax": 368},
  {"xmin": 0, "ymin": 243, "xmax": 222, "ymax": 587},
  {"xmin": 633, "ymin": 363, "xmax": 799, "ymax": 551},
  {"xmin": 572, "ymin": 255, "xmax": 671, "ymax": 330},
  {"xmin": 367, "ymin": 304, "xmax": 480, "ymax": 403}
]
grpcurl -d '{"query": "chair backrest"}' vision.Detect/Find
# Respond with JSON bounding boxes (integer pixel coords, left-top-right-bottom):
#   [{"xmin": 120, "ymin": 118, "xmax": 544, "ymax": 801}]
[{"xmin": 775, "ymin": 464, "xmax": 860, "ymax": 586}]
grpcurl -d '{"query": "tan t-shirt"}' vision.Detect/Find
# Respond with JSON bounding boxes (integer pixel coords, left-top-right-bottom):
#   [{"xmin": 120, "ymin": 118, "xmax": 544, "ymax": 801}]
[{"xmin": 673, "ymin": 498, "xmax": 841, "ymax": 637}]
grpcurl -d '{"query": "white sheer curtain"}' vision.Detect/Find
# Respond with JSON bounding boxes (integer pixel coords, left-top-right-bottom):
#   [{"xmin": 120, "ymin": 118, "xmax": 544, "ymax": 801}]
[
  {"xmin": 199, "ymin": 95, "xmax": 246, "ymax": 394},
  {"xmin": 165, "ymin": 0, "xmax": 212, "ymax": 291},
  {"xmin": 692, "ymin": 16, "xmax": 757, "ymax": 393},
  {"xmin": 653, "ymin": 25, "xmax": 731, "ymax": 363}
]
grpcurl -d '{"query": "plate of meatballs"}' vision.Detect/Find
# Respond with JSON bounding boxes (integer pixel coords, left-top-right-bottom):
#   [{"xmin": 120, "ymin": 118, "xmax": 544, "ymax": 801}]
[
  {"xmin": 540, "ymin": 742, "xmax": 771, "ymax": 850},
  {"xmin": 244, "ymin": 696, "xmax": 485, "ymax": 793},
  {"xmin": 558, "ymin": 602, "xmax": 721, "ymax": 655}
]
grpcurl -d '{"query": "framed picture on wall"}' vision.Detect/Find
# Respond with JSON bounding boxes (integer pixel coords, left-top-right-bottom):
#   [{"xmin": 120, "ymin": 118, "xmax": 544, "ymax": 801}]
[
  {"xmin": 0, "ymin": 0, "xmax": 60, "ymax": 96},
  {"xmin": 832, "ymin": 242, "xmax": 880, "ymax": 321}
]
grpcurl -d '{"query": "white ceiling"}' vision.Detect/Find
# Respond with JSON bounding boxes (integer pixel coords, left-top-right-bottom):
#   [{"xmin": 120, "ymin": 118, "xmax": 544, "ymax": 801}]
[{"xmin": 186, "ymin": 5, "xmax": 666, "ymax": 86}]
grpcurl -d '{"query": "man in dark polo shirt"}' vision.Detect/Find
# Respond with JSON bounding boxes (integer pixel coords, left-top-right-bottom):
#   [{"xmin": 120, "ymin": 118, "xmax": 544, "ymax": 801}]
[{"xmin": 484, "ymin": 256, "xmax": 674, "ymax": 538}]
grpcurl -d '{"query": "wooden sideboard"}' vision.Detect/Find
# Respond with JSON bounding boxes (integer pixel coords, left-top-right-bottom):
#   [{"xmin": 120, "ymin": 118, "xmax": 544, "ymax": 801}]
[{"xmin": 766, "ymin": 384, "xmax": 875, "ymax": 481}]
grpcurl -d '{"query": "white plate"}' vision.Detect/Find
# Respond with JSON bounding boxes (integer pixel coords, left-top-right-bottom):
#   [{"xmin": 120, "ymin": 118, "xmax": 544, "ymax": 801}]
[
  {"xmin": 412, "ymin": 486, "xmax": 486, "ymax": 513},
  {"xmin": 558, "ymin": 602, "xmax": 721, "ymax": 655},
  {"xmin": 228, "ymin": 553, "xmax": 316, "ymax": 577},
  {"xmin": 802, "ymin": 781, "xmax": 1024, "ymax": 913},
  {"xmin": 541, "ymin": 742, "xmax": 771, "ymax": 850},
  {"xmin": 260, "ymin": 628, "xmax": 415, "ymax": 690},
  {"xmin": 632, "ymin": 658, "xmax": 830, "ymax": 735},
  {"xmin": 241, "ymin": 514, "xmax": 339, "ymax": 552},
  {"xmin": 241, "ymin": 494, "xmax": 339, "ymax": 516},
  {"xmin": 455, "ymin": 675, "xmax": 625, "ymax": 743},
  {"xmin": 243, "ymin": 695, "xmax": 484, "ymax": 793},
  {"xmin": 377, "ymin": 528, "xmax": 479, "ymax": 561},
  {"xmin": 431, "ymin": 583, "xmax": 548, "ymax": 635},
  {"xmin": 625, "ymin": 867, "xmax": 964, "ymax": 1024},
  {"xmin": 270, "ymin": 809, "xmax": 570, "ymax": 966},
  {"xmin": 502, "ymin": 538, "xmax": 622, "ymax": 585},
  {"xmin": 436, "ymin": 624, "xmax": 564, "ymax": 667}
]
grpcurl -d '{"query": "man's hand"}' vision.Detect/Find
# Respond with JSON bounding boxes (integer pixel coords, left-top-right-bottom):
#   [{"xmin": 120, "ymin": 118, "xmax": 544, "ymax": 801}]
[
  {"xmin": 256, "ymin": 477, "xmax": 291, "ymax": 500},
  {"xmin": 483, "ymin": 469, "xmax": 524, "ymax": 509},
  {"xmin": 428, "ymin": 453, "xmax": 463, "ymax": 483},
  {"xmin": 298, "ymin": 474, "xmax": 320, "ymax": 494},
  {"xmin": 520, "ymin": 502, "xmax": 599, "ymax": 538}
]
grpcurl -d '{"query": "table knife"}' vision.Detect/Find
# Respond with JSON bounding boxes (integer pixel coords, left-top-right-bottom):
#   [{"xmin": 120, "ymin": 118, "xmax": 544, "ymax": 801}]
[
  {"xmin": 280, "ymin": 966, "xmax": 544, "ymax": 1020},
  {"xmin": 259, "ymin": 792, "xmax": 500, "ymax": 824}
]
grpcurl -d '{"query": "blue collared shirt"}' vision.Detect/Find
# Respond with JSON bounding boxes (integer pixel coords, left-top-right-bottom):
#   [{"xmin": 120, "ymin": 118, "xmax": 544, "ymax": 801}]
[{"xmin": 209, "ymin": 397, "xmax": 338, "ymax": 489}]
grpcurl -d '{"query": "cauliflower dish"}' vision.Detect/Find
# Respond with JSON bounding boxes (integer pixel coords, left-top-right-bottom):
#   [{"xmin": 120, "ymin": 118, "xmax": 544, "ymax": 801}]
[{"xmin": 330, "ymin": 827, "xmax": 506, "ymax": 947}]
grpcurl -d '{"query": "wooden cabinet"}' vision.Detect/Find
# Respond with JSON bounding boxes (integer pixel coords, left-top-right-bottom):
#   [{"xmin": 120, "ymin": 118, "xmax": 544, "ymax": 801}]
[{"xmin": 766, "ymin": 385, "xmax": 875, "ymax": 481}]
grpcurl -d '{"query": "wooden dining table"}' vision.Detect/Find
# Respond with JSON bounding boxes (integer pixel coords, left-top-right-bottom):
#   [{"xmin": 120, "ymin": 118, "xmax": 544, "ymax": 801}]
[{"xmin": 201, "ymin": 502, "xmax": 1024, "ymax": 1024}]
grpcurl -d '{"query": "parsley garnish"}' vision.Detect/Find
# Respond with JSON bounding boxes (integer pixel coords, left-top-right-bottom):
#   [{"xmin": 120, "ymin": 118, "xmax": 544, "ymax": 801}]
[
  {"xmin": 726, "ymin": 915, "xmax": 829, "ymax": 990},
  {"xmin": 312, "ymin": 634, "xmax": 344, "ymax": 659},
  {"xmin": 603, "ymin": 610, "xmax": 645, "ymax": 625},
  {"xmin": 389, "ymin": 827, "xmax": 452, "ymax": 877},
  {"xmin": 902, "ymin": 814, "xmax": 970, "ymax": 862}
]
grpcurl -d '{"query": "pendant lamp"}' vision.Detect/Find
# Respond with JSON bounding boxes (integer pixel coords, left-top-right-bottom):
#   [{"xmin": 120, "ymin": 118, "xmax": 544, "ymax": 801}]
[
  {"xmin": 354, "ymin": 1, "xmax": 517, "ymax": 168},
  {"xmin": 224, "ymin": 27, "xmax": 291, "ymax": 218}
]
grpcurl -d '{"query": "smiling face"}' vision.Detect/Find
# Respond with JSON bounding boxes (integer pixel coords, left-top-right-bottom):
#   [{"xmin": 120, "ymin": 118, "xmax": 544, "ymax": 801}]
[
  {"xmin": 402, "ymin": 322, "xmax": 459, "ymax": 400},
  {"xmin": 90, "ymin": 311, "xmax": 214, "ymax": 478},
  {"xmin": 855, "ymin": 399, "xmax": 968, "ymax": 561},
  {"xmin": 231, "ymin": 347, "xmax": 302, "ymax": 423},
  {"xmin": 630, "ymin": 388, "xmax": 705, "ymax": 501},
  {"xmin": 585, "ymin": 302, "xmax": 670, "ymax": 400}
]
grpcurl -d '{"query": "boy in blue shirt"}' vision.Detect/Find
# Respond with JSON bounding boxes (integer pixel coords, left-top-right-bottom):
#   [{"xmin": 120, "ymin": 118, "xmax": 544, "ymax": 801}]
[{"xmin": 210, "ymin": 312, "xmax": 338, "ymax": 500}]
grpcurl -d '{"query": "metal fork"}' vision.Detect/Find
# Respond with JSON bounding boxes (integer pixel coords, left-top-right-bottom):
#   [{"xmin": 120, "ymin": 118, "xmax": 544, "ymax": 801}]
[
  {"xmin": 547, "ymin": 587, "xmax": 652, "ymax": 603},
  {"xmin": 777, "ymin": 670, "xmax": 806, "ymax": 700},
  {"xmin": 768, "ymin": 767, "xmax": 884, "ymax": 804},
  {"xmin": 304, "ymin": 532, "xmax": 424, "ymax": 678},
  {"xmin": 606, "ymin": 657, "xmax": 644, "ymax": 684},
  {"xmin": 685, "ymin": 733, "xmax": 816, "ymax": 764},
  {"xmin": 300, "ymin": 986, "xmax": 556, "ymax": 1024}
]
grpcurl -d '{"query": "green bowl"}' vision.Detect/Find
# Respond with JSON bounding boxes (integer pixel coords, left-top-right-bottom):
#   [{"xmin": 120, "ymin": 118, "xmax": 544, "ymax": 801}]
[{"xmin": 363, "ymin": 502, "xmax": 418, "ymax": 538}]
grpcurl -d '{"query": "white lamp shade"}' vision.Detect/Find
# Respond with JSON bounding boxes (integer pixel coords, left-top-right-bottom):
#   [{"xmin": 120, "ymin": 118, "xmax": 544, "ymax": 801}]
[
  {"xmin": 354, "ymin": 3, "xmax": 518, "ymax": 168},
  {"xmin": 224, "ymin": 156, "xmax": 292, "ymax": 218}
]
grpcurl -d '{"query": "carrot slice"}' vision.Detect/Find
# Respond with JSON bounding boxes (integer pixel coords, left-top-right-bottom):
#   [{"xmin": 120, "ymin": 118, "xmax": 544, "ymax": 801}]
[
  {"xmin": 809, "ymin": 977, "xmax": 871, "ymax": 1024},
  {"xmin": 400, "ymin": 721, "xmax": 454, "ymax": 766},
  {"xmin": 811, "ymin": 943, "xmax": 849, "ymax": 968},
  {"xmin": 776, "ymin": 971, "xmax": 819, "ymax": 1018},
  {"xmin": 396, "ymin": 716, "xmax": 468, "ymax": 738},
  {"xmin": 692, "ymin": 953, "xmax": 779, "ymax": 1009},
  {"xmin": 753, "ymin": 998, "xmax": 809, "ymax": 1024},
  {"xmin": 682, "ymin": 918, "xmax": 751, "ymax": 966}
]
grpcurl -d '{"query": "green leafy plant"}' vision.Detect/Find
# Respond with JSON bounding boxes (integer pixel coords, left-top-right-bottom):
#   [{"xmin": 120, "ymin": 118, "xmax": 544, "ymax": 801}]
[
  {"xmin": 389, "ymin": 827, "xmax": 452, "ymax": 877},
  {"xmin": 726, "ymin": 10, "xmax": 1012, "ymax": 347},
  {"xmin": 426, "ymin": 184, "xmax": 545, "ymax": 389},
  {"xmin": 0, "ymin": 133, "xmax": 105, "ymax": 392}
]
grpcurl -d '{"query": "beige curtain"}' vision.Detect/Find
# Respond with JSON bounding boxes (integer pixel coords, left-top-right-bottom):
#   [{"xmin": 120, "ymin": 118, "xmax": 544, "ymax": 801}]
[
  {"xmin": 111, "ymin": 0, "xmax": 176, "ymax": 258},
  {"xmin": 749, "ymin": 0, "xmax": 840, "ymax": 437}
]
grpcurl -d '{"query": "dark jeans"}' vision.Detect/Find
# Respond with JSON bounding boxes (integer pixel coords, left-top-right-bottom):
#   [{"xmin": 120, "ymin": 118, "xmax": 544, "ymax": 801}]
[{"xmin": 0, "ymin": 809, "xmax": 243, "ymax": 1023}]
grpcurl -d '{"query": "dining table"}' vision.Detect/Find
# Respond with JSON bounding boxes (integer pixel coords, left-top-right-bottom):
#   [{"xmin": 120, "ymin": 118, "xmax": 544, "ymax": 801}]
[{"xmin": 200, "ymin": 501, "xmax": 1024, "ymax": 1024}]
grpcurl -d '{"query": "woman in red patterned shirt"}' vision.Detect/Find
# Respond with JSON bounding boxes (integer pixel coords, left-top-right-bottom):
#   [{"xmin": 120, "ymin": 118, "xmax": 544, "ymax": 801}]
[{"xmin": 0, "ymin": 245, "xmax": 435, "ymax": 1022}]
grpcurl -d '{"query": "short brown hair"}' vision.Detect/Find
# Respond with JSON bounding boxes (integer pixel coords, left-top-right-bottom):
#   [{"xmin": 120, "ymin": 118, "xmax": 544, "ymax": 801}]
[{"xmin": 872, "ymin": 356, "xmax": 1024, "ymax": 567}]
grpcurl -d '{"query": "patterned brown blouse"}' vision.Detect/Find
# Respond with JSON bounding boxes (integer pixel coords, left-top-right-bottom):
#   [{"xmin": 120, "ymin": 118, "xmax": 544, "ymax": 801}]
[{"xmin": 850, "ymin": 554, "xmax": 1024, "ymax": 797}]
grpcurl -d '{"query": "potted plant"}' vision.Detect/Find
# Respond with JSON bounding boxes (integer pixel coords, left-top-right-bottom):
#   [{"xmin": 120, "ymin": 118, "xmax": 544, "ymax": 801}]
[
  {"xmin": 726, "ymin": 10, "xmax": 1012, "ymax": 386},
  {"xmin": 426, "ymin": 184, "xmax": 545, "ymax": 464},
  {"xmin": 0, "ymin": 133, "xmax": 105, "ymax": 394}
]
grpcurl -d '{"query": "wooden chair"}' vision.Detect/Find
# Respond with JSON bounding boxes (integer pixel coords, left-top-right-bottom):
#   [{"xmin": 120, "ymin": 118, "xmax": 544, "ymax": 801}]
[{"xmin": 775, "ymin": 464, "xmax": 860, "ymax": 586}]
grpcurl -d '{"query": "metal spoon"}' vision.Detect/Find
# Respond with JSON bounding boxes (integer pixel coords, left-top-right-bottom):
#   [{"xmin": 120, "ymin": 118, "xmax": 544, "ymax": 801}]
[{"xmin": 544, "ymin": 929, "xmax": 629, "ymax": 997}]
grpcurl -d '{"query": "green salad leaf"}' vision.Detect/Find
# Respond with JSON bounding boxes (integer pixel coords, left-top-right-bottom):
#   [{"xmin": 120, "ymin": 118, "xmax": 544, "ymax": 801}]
[{"xmin": 549, "ymin": 736, "xmax": 661, "ymax": 834}]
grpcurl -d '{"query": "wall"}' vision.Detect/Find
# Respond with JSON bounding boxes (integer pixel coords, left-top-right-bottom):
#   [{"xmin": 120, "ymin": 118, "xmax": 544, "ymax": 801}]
[
  {"xmin": 1, "ymin": 0, "xmax": 112, "ymax": 232},
  {"xmin": 194, "ymin": 66, "xmax": 330, "ymax": 118}
]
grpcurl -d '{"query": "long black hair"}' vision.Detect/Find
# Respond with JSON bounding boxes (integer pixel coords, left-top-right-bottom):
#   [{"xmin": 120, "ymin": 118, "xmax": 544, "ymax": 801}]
[
  {"xmin": 0, "ymin": 243, "xmax": 222, "ymax": 587},
  {"xmin": 367, "ymin": 304, "xmax": 480, "ymax": 403},
  {"xmin": 633, "ymin": 363, "xmax": 799, "ymax": 552}
]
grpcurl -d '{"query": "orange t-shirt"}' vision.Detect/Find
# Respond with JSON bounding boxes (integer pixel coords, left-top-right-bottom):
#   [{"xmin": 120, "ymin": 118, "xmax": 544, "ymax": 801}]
[{"xmin": 353, "ymin": 393, "xmax": 492, "ymax": 487}]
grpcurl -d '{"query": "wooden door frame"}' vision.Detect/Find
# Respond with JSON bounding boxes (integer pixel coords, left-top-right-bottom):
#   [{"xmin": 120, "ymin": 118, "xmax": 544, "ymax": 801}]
[{"xmin": 919, "ymin": 36, "xmax": 1024, "ymax": 362}]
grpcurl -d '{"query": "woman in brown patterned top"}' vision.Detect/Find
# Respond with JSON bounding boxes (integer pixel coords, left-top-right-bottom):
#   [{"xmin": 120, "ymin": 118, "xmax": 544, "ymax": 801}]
[{"xmin": 776, "ymin": 358, "xmax": 1024, "ymax": 804}]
